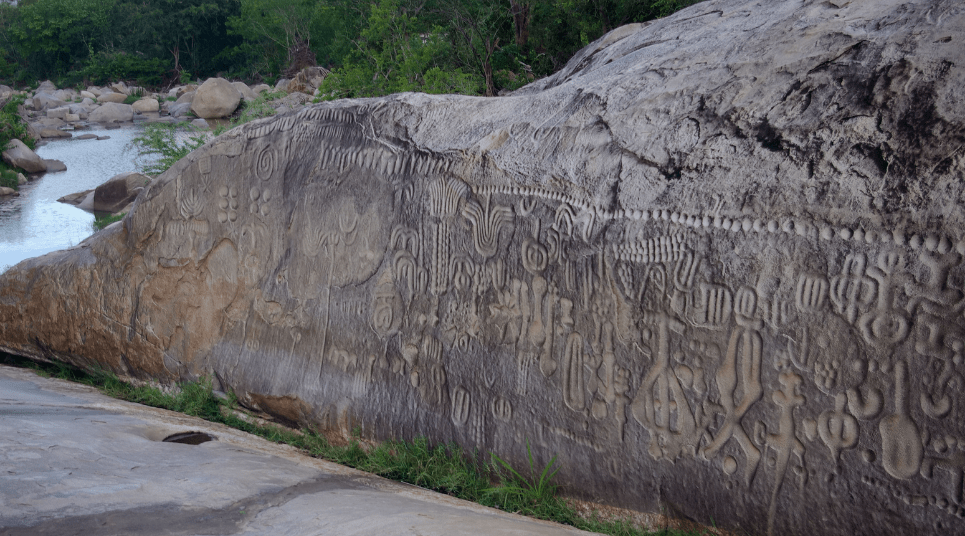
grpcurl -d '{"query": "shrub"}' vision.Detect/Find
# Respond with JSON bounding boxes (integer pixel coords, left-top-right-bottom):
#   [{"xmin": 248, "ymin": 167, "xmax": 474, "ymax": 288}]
[
  {"xmin": 81, "ymin": 50, "xmax": 166, "ymax": 87},
  {"xmin": 0, "ymin": 94, "xmax": 34, "ymax": 153}
]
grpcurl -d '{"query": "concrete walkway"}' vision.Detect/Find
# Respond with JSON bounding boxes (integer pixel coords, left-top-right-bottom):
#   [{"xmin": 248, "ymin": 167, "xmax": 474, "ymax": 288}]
[{"xmin": 0, "ymin": 365, "xmax": 597, "ymax": 536}]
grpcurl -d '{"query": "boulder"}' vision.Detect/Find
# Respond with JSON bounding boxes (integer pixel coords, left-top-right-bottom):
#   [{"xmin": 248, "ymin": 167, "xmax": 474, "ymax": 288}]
[
  {"xmin": 167, "ymin": 102, "xmax": 193, "ymax": 118},
  {"xmin": 110, "ymin": 82, "xmax": 130, "ymax": 95},
  {"xmin": 191, "ymin": 78, "xmax": 242, "ymax": 119},
  {"xmin": 0, "ymin": 186, "xmax": 18, "ymax": 196},
  {"xmin": 76, "ymin": 134, "xmax": 98, "ymax": 140},
  {"xmin": 31, "ymin": 93, "xmax": 66, "ymax": 111},
  {"xmin": 46, "ymin": 106, "xmax": 69, "ymax": 120},
  {"xmin": 85, "ymin": 87, "xmax": 103, "ymax": 97},
  {"xmin": 174, "ymin": 91, "xmax": 195, "ymax": 106},
  {"xmin": 17, "ymin": 173, "xmax": 27, "ymax": 185},
  {"xmin": 80, "ymin": 91, "xmax": 96, "ymax": 99},
  {"xmin": 274, "ymin": 78, "xmax": 290, "ymax": 92},
  {"xmin": 39, "ymin": 129, "xmax": 71, "ymax": 139},
  {"xmin": 43, "ymin": 159, "xmax": 66, "ymax": 172},
  {"xmin": 287, "ymin": 66, "xmax": 329, "ymax": 95},
  {"xmin": 132, "ymin": 98, "xmax": 160, "ymax": 113},
  {"xmin": 251, "ymin": 84, "xmax": 271, "ymax": 94},
  {"xmin": 190, "ymin": 118, "xmax": 209, "ymax": 129},
  {"xmin": 1, "ymin": 139, "xmax": 45, "ymax": 173},
  {"xmin": 36, "ymin": 80, "xmax": 57, "ymax": 93},
  {"xmin": 232, "ymin": 81, "xmax": 257, "ymax": 101},
  {"xmin": 64, "ymin": 113, "xmax": 80, "ymax": 123},
  {"xmin": 89, "ymin": 103, "xmax": 134, "ymax": 124},
  {"xmin": 97, "ymin": 92, "xmax": 128, "ymax": 104},
  {"xmin": 57, "ymin": 171, "xmax": 150, "ymax": 214},
  {"xmin": 4, "ymin": 2, "xmax": 965, "ymax": 535}
]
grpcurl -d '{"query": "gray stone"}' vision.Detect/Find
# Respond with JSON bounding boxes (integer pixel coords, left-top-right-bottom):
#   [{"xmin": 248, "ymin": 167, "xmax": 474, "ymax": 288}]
[
  {"xmin": 132, "ymin": 98, "xmax": 160, "ymax": 113},
  {"xmin": 252, "ymin": 83, "xmax": 271, "ymax": 94},
  {"xmin": 288, "ymin": 66, "xmax": 329, "ymax": 95},
  {"xmin": 97, "ymin": 92, "xmax": 128, "ymax": 104},
  {"xmin": 16, "ymin": 173, "xmax": 27, "ymax": 185},
  {"xmin": 46, "ymin": 106, "xmax": 69, "ymax": 120},
  {"xmin": 191, "ymin": 78, "xmax": 242, "ymax": 119},
  {"xmin": 175, "ymin": 91, "xmax": 195, "ymax": 105},
  {"xmin": 39, "ymin": 129, "xmax": 71, "ymax": 139},
  {"xmin": 87, "ymin": 171, "xmax": 150, "ymax": 213},
  {"xmin": 85, "ymin": 86, "xmax": 103, "ymax": 97},
  {"xmin": 274, "ymin": 78, "xmax": 290, "ymax": 92},
  {"xmin": 36, "ymin": 80, "xmax": 57, "ymax": 93},
  {"xmin": 191, "ymin": 118, "xmax": 210, "ymax": 129},
  {"xmin": 168, "ymin": 102, "xmax": 193, "ymax": 118},
  {"xmin": 110, "ymin": 81, "xmax": 130, "ymax": 95},
  {"xmin": 80, "ymin": 90, "xmax": 96, "ymax": 99},
  {"xmin": 232, "ymin": 81, "xmax": 258, "ymax": 101},
  {"xmin": 42, "ymin": 159, "xmax": 66, "ymax": 172},
  {"xmin": 76, "ymin": 134, "xmax": 98, "ymax": 140},
  {"xmin": 1, "ymin": 139, "xmax": 45, "ymax": 173},
  {"xmin": 31, "ymin": 92, "xmax": 66, "ymax": 111},
  {"xmin": 89, "ymin": 102, "xmax": 134, "ymax": 124},
  {"xmin": 3, "ymin": 2, "xmax": 965, "ymax": 536},
  {"xmin": 63, "ymin": 113, "xmax": 80, "ymax": 123},
  {"xmin": 0, "ymin": 186, "xmax": 17, "ymax": 196}
]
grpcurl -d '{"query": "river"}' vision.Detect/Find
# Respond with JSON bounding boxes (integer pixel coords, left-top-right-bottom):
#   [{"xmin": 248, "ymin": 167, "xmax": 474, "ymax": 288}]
[{"xmin": 0, "ymin": 127, "xmax": 147, "ymax": 272}]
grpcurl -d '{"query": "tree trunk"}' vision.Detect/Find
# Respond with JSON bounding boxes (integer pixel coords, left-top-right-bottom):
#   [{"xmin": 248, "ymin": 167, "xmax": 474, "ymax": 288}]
[{"xmin": 509, "ymin": 0, "xmax": 531, "ymax": 48}]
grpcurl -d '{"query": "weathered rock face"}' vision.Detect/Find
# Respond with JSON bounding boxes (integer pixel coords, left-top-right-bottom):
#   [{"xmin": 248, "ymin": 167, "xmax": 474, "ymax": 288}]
[
  {"xmin": 191, "ymin": 77, "xmax": 242, "ymax": 119},
  {"xmin": 1, "ymin": 139, "xmax": 46, "ymax": 173},
  {"xmin": 89, "ymin": 103, "xmax": 134, "ymax": 124},
  {"xmin": 132, "ymin": 98, "xmax": 160, "ymax": 113},
  {"xmin": 2, "ymin": 1, "xmax": 965, "ymax": 535}
]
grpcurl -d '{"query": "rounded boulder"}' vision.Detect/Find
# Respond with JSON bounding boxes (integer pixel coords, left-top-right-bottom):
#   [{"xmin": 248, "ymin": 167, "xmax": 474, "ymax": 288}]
[{"xmin": 191, "ymin": 78, "xmax": 242, "ymax": 119}]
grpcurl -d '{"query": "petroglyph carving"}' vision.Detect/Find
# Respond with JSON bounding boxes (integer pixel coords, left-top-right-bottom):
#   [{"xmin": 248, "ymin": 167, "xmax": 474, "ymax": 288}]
[
  {"xmin": 830, "ymin": 254, "xmax": 876, "ymax": 325},
  {"xmin": 818, "ymin": 393, "xmax": 859, "ymax": 462},
  {"xmin": 562, "ymin": 333, "xmax": 586, "ymax": 412},
  {"xmin": 631, "ymin": 311, "xmax": 699, "ymax": 461},
  {"xmin": 255, "ymin": 145, "xmax": 278, "ymax": 181},
  {"xmin": 703, "ymin": 287, "xmax": 764, "ymax": 484},
  {"xmin": 765, "ymin": 371, "xmax": 806, "ymax": 536},
  {"xmin": 796, "ymin": 273, "xmax": 829, "ymax": 313},
  {"xmin": 880, "ymin": 362, "xmax": 924, "ymax": 479},
  {"xmin": 217, "ymin": 186, "xmax": 239, "ymax": 224},
  {"xmin": 858, "ymin": 252, "xmax": 910, "ymax": 347},
  {"xmin": 452, "ymin": 386, "xmax": 471, "ymax": 426},
  {"xmin": 492, "ymin": 396, "xmax": 513, "ymax": 421},
  {"xmin": 463, "ymin": 194, "xmax": 514, "ymax": 259}
]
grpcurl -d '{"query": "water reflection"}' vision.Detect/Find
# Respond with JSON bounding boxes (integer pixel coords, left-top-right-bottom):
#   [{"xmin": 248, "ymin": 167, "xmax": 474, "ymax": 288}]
[{"xmin": 0, "ymin": 127, "xmax": 147, "ymax": 272}]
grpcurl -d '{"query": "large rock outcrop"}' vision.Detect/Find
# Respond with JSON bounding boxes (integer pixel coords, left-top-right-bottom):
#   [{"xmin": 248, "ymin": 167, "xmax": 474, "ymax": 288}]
[{"xmin": 2, "ymin": 1, "xmax": 965, "ymax": 535}]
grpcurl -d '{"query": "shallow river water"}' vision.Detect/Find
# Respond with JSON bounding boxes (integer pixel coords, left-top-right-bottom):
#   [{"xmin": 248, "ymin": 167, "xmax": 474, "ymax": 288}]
[{"xmin": 0, "ymin": 127, "xmax": 146, "ymax": 272}]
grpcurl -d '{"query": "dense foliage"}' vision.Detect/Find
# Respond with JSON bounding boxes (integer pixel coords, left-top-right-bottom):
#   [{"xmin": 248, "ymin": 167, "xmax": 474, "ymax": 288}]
[{"xmin": 0, "ymin": 0, "xmax": 701, "ymax": 96}]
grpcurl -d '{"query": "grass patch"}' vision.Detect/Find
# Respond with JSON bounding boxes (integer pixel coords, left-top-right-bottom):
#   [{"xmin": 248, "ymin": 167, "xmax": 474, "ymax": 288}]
[
  {"xmin": 0, "ymin": 352, "xmax": 713, "ymax": 536},
  {"xmin": 0, "ymin": 93, "xmax": 34, "ymax": 155},
  {"xmin": 131, "ymin": 90, "xmax": 287, "ymax": 176},
  {"xmin": 93, "ymin": 212, "xmax": 125, "ymax": 230},
  {"xmin": 0, "ymin": 163, "xmax": 20, "ymax": 191},
  {"xmin": 123, "ymin": 95, "xmax": 140, "ymax": 105}
]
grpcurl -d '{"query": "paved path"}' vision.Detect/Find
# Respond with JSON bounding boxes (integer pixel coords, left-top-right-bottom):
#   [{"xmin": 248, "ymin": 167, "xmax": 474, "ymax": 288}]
[{"xmin": 0, "ymin": 365, "xmax": 596, "ymax": 536}]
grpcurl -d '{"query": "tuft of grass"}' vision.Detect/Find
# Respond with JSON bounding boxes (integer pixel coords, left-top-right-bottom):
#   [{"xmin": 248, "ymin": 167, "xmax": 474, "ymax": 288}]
[
  {"xmin": 130, "ymin": 122, "xmax": 209, "ymax": 176},
  {"xmin": 0, "ymin": 164, "xmax": 20, "ymax": 191},
  {"xmin": 131, "ymin": 90, "xmax": 288, "ymax": 175},
  {"xmin": 0, "ymin": 93, "xmax": 34, "ymax": 156},
  {"xmin": 0, "ymin": 352, "xmax": 713, "ymax": 536},
  {"xmin": 93, "ymin": 212, "xmax": 126, "ymax": 230},
  {"xmin": 123, "ymin": 95, "xmax": 139, "ymax": 105}
]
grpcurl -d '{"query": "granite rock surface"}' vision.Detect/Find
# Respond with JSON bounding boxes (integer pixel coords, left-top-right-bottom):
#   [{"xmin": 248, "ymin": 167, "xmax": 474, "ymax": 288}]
[{"xmin": 2, "ymin": 1, "xmax": 965, "ymax": 535}]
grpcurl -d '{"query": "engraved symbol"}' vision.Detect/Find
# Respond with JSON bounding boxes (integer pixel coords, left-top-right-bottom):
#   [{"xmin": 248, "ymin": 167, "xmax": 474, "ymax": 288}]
[
  {"xmin": 880, "ymin": 361, "xmax": 924, "ymax": 480},
  {"xmin": 451, "ymin": 386, "xmax": 471, "ymax": 426},
  {"xmin": 818, "ymin": 393, "xmax": 859, "ymax": 462},
  {"xmin": 631, "ymin": 312, "xmax": 698, "ymax": 461},
  {"xmin": 702, "ymin": 287, "xmax": 764, "ymax": 484},
  {"xmin": 491, "ymin": 396, "xmax": 513, "ymax": 421},
  {"xmin": 217, "ymin": 185, "xmax": 239, "ymax": 224},
  {"xmin": 255, "ymin": 145, "xmax": 277, "ymax": 181},
  {"xmin": 829, "ymin": 254, "xmax": 876, "ymax": 324},
  {"xmin": 562, "ymin": 333, "xmax": 586, "ymax": 412},
  {"xmin": 522, "ymin": 239, "xmax": 549, "ymax": 274},
  {"xmin": 179, "ymin": 188, "xmax": 203, "ymax": 219},
  {"xmin": 795, "ymin": 273, "xmax": 829, "ymax": 312},
  {"xmin": 765, "ymin": 371, "xmax": 806, "ymax": 536},
  {"xmin": 249, "ymin": 187, "xmax": 271, "ymax": 218},
  {"xmin": 695, "ymin": 283, "xmax": 732, "ymax": 327},
  {"xmin": 463, "ymin": 194, "xmax": 514, "ymax": 259},
  {"xmin": 858, "ymin": 252, "xmax": 910, "ymax": 347}
]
